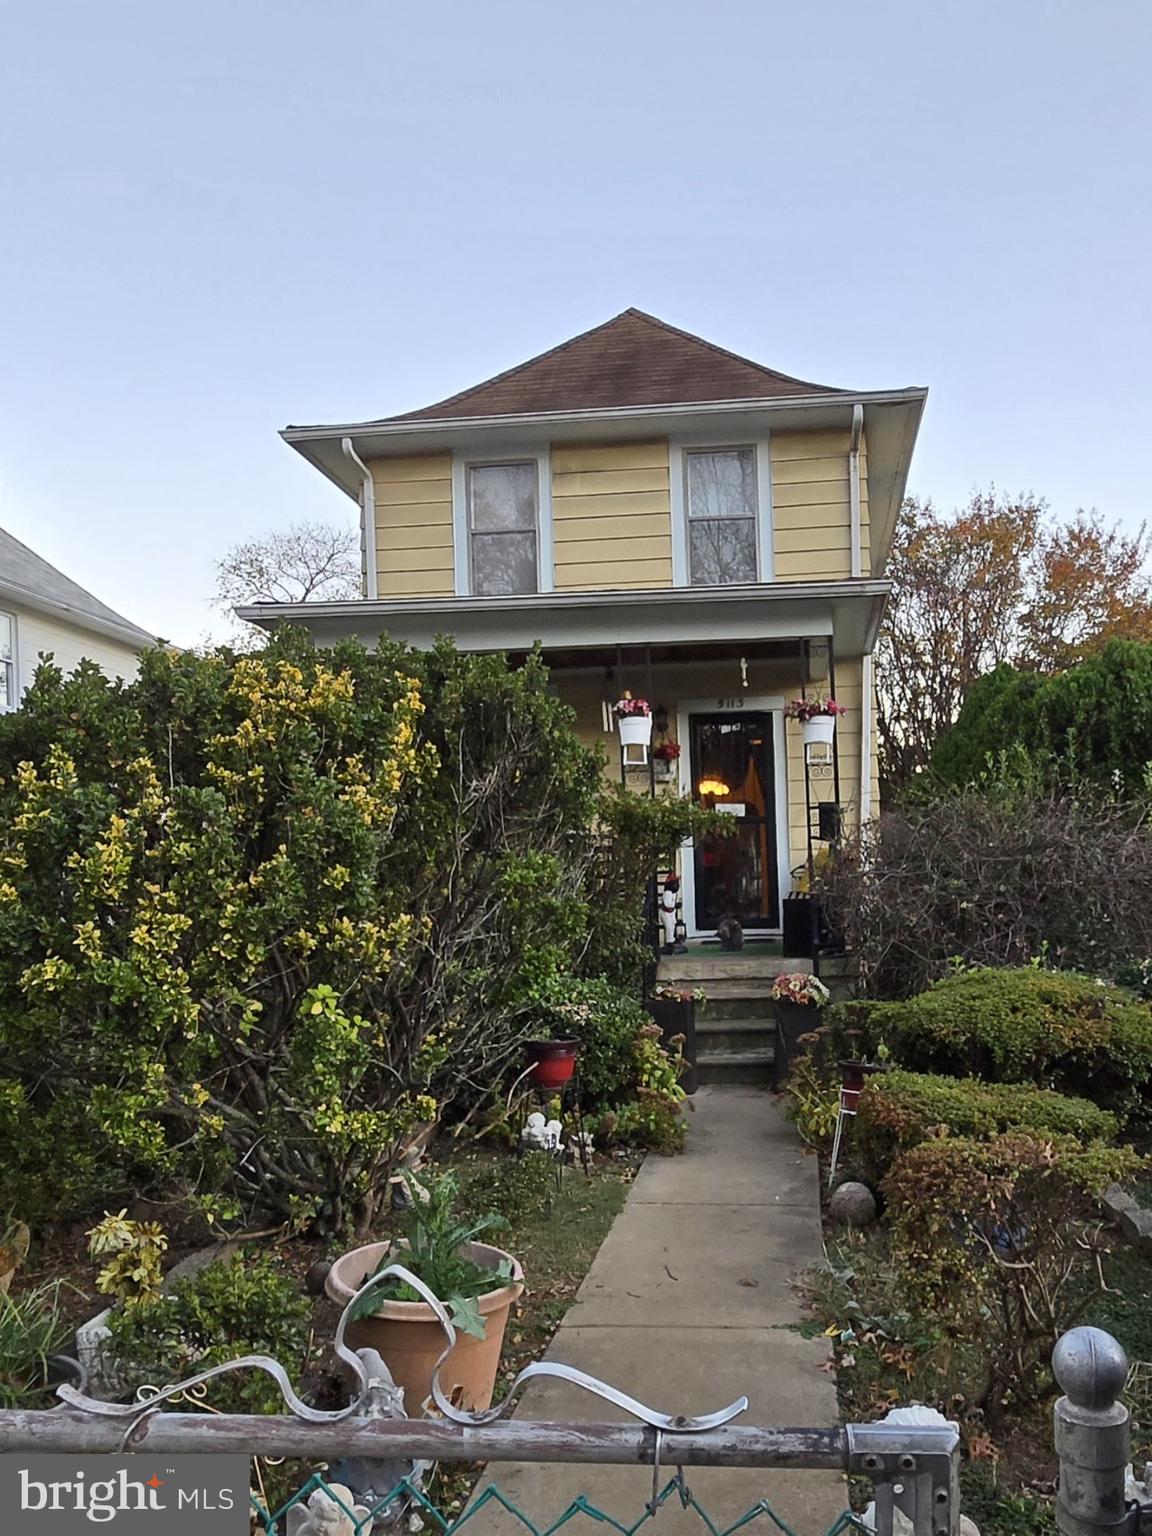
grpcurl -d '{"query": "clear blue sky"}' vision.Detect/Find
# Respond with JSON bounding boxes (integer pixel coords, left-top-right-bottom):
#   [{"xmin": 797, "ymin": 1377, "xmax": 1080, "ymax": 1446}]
[{"xmin": 2, "ymin": 0, "xmax": 1149, "ymax": 646}]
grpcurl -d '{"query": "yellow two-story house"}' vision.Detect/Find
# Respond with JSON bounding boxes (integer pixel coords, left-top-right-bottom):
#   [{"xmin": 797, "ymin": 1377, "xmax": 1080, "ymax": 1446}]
[{"xmin": 240, "ymin": 310, "xmax": 925, "ymax": 941}]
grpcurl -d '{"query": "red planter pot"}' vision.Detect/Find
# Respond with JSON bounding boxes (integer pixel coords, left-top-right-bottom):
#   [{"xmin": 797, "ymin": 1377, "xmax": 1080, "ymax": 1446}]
[
  {"xmin": 525, "ymin": 1038, "xmax": 581, "ymax": 1090},
  {"xmin": 838, "ymin": 1059, "xmax": 886, "ymax": 1112}
]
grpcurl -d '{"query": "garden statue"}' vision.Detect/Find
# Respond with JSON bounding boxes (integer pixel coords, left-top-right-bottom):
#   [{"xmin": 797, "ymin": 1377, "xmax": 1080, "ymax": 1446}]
[
  {"xmin": 521, "ymin": 1112, "xmax": 564, "ymax": 1153},
  {"xmin": 285, "ymin": 1483, "xmax": 371, "ymax": 1536},
  {"xmin": 659, "ymin": 874, "xmax": 680, "ymax": 953}
]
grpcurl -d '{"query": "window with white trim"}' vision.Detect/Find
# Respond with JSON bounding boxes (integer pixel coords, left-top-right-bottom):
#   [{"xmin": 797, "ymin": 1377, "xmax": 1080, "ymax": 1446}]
[
  {"xmin": 468, "ymin": 462, "xmax": 539, "ymax": 596},
  {"xmin": 0, "ymin": 612, "xmax": 15, "ymax": 711},
  {"xmin": 686, "ymin": 447, "xmax": 758, "ymax": 585}
]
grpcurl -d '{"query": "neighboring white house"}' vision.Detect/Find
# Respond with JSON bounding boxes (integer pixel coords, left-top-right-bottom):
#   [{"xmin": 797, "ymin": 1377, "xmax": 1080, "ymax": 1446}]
[{"xmin": 0, "ymin": 526, "xmax": 159, "ymax": 710}]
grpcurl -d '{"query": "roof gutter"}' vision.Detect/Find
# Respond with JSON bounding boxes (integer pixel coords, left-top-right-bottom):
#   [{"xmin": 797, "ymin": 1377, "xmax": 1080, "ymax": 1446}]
[
  {"xmin": 282, "ymin": 387, "xmax": 928, "ymax": 446},
  {"xmin": 341, "ymin": 437, "xmax": 378, "ymax": 600},
  {"xmin": 236, "ymin": 576, "xmax": 892, "ymax": 627},
  {"xmin": 849, "ymin": 402, "xmax": 864, "ymax": 579}
]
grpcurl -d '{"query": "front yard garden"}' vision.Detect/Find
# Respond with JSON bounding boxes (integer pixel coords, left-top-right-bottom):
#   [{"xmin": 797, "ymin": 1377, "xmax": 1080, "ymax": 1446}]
[
  {"xmin": 0, "ymin": 633, "xmax": 705, "ymax": 1500},
  {"xmin": 796, "ymin": 940, "xmax": 1152, "ymax": 1534}
]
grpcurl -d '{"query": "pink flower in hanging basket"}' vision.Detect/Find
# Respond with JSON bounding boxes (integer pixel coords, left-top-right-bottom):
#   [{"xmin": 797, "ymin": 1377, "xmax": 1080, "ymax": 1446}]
[
  {"xmin": 614, "ymin": 695, "xmax": 652, "ymax": 719},
  {"xmin": 783, "ymin": 697, "xmax": 846, "ymax": 724}
]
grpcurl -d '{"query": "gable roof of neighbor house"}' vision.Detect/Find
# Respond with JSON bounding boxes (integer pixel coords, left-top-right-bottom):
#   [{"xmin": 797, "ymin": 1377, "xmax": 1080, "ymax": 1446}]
[
  {"xmin": 0, "ymin": 526, "xmax": 158, "ymax": 650},
  {"xmin": 372, "ymin": 308, "xmax": 848, "ymax": 424}
]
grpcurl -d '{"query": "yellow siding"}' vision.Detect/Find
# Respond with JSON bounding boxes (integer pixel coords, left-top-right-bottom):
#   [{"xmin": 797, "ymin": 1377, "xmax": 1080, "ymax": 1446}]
[
  {"xmin": 553, "ymin": 440, "xmax": 672, "ymax": 591},
  {"xmin": 770, "ymin": 430, "xmax": 870, "ymax": 582},
  {"xmin": 783, "ymin": 655, "xmax": 866, "ymax": 877},
  {"xmin": 370, "ymin": 454, "xmax": 454, "ymax": 597}
]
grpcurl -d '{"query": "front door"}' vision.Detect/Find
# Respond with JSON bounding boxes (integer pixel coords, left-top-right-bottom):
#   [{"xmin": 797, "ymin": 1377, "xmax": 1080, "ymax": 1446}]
[{"xmin": 688, "ymin": 712, "xmax": 780, "ymax": 931}]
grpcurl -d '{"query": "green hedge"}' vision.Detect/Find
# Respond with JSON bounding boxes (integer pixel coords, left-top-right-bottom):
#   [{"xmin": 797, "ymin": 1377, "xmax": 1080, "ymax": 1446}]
[
  {"xmin": 856, "ymin": 1068, "xmax": 1118, "ymax": 1178},
  {"xmin": 861, "ymin": 968, "xmax": 1152, "ymax": 1113}
]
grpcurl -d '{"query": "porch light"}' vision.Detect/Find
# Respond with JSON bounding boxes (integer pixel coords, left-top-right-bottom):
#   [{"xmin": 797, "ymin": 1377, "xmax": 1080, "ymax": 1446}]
[
  {"xmin": 697, "ymin": 777, "xmax": 730, "ymax": 798},
  {"xmin": 653, "ymin": 703, "xmax": 670, "ymax": 736}
]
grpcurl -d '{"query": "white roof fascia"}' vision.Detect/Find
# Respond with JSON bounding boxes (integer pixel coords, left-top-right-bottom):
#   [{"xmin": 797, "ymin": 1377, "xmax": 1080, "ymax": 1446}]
[
  {"xmin": 236, "ymin": 579, "xmax": 890, "ymax": 658},
  {"xmin": 0, "ymin": 578, "xmax": 158, "ymax": 651}
]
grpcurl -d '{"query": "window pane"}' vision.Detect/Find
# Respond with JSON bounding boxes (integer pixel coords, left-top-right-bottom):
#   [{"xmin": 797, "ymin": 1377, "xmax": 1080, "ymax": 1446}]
[
  {"xmin": 687, "ymin": 449, "xmax": 756, "ymax": 520},
  {"xmin": 0, "ymin": 614, "xmax": 11, "ymax": 662},
  {"xmin": 472, "ymin": 531, "xmax": 538, "ymax": 596},
  {"xmin": 469, "ymin": 463, "xmax": 537, "ymax": 532},
  {"xmin": 689, "ymin": 518, "xmax": 757, "ymax": 585}
]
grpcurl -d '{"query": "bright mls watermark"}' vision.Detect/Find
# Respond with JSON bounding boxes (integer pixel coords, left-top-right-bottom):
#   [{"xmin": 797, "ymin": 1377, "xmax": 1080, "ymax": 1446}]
[{"xmin": 0, "ymin": 1455, "xmax": 249, "ymax": 1531}]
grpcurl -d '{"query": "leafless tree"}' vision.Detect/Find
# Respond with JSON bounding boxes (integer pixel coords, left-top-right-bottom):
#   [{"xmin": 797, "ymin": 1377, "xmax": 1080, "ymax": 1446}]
[{"xmin": 215, "ymin": 519, "xmax": 361, "ymax": 611}]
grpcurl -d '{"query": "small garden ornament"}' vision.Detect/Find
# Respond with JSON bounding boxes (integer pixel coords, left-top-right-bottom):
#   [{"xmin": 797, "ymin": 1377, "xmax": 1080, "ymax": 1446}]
[
  {"xmin": 521, "ymin": 1112, "xmax": 563, "ymax": 1153},
  {"xmin": 285, "ymin": 1483, "xmax": 371, "ymax": 1536}
]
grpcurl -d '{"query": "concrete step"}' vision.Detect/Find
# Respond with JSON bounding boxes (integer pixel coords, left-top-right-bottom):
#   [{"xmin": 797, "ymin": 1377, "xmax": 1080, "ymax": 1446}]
[
  {"xmin": 695, "ymin": 993, "xmax": 778, "ymax": 1020},
  {"xmin": 657, "ymin": 953, "xmax": 810, "ymax": 982},
  {"xmin": 684, "ymin": 979, "xmax": 784, "ymax": 1003},
  {"xmin": 696, "ymin": 1048, "xmax": 776, "ymax": 1087},
  {"xmin": 696, "ymin": 1016, "xmax": 776, "ymax": 1053}
]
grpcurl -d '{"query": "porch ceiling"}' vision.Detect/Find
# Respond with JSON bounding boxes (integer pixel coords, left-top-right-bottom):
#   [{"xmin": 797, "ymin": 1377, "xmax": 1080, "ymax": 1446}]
[{"xmin": 237, "ymin": 579, "xmax": 889, "ymax": 659}]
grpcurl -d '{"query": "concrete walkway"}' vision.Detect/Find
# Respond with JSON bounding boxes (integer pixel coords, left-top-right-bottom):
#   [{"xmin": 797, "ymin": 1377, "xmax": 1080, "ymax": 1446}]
[{"xmin": 470, "ymin": 1087, "xmax": 845, "ymax": 1533}]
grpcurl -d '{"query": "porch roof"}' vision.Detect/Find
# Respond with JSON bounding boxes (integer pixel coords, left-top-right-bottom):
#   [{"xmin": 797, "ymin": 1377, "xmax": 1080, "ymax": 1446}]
[{"xmin": 236, "ymin": 578, "xmax": 889, "ymax": 658}]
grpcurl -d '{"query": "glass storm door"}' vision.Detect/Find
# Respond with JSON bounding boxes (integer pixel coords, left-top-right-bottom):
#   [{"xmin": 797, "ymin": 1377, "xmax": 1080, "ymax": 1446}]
[{"xmin": 689, "ymin": 712, "xmax": 779, "ymax": 930}]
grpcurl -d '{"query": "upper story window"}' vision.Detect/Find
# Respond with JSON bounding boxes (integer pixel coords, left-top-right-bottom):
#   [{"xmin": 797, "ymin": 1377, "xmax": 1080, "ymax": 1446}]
[
  {"xmin": 0, "ymin": 612, "xmax": 15, "ymax": 711},
  {"xmin": 468, "ymin": 462, "xmax": 539, "ymax": 596},
  {"xmin": 686, "ymin": 447, "xmax": 758, "ymax": 585}
]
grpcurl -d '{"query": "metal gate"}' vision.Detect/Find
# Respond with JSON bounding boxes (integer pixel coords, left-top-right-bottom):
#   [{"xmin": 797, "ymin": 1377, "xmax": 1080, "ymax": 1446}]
[{"xmin": 0, "ymin": 1264, "xmax": 962, "ymax": 1536}]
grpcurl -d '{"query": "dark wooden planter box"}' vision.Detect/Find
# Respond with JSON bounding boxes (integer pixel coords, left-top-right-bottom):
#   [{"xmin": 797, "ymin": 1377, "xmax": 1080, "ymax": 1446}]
[
  {"xmin": 644, "ymin": 996, "xmax": 698, "ymax": 1095},
  {"xmin": 782, "ymin": 893, "xmax": 846, "ymax": 959},
  {"xmin": 772, "ymin": 999, "xmax": 823, "ymax": 1090}
]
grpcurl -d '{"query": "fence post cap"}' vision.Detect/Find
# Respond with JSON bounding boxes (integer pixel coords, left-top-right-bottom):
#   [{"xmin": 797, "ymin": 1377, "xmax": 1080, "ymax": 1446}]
[{"xmin": 1053, "ymin": 1327, "xmax": 1128, "ymax": 1409}]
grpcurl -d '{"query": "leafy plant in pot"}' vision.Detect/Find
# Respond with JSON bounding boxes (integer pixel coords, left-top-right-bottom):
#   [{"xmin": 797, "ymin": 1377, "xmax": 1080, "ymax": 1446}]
[
  {"xmin": 769, "ymin": 972, "xmax": 831, "ymax": 1090},
  {"xmin": 325, "ymin": 1170, "xmax": 523, "ymax": 1414}
]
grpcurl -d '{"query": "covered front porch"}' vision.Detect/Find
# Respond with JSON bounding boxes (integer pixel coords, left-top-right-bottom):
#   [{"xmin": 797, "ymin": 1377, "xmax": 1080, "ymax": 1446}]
[
  {"xmin": 546, "ymin": 635, "xmax": 872, "ymax": 941},
  {"xmin": 243, "ymin": 580, "xmax": 885, "ymax": 946}
]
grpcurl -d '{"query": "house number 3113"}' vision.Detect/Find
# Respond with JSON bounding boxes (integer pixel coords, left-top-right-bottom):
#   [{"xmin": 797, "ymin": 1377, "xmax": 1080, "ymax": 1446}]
[{"xmin": 717, "ymin": 697, "xmax": 744, "ymax": 709}]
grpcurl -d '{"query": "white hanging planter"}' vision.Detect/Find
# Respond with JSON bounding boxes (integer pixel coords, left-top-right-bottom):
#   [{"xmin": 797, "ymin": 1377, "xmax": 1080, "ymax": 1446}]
[
  {"xmin": 618, "ymin": 714, "xmax": 653, "ymax": 749},
  {"xmin": 803, "ymin": 714, "xmax": 837, "ymax": 750}
]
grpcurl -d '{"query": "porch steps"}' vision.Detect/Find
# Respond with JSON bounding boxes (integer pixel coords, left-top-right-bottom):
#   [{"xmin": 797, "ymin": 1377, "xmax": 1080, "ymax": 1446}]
[
  {"xmin": 656, "ymin": 954, "xmax": 811, "ymax": 982},
  {"xmin": 656, "ymin": 953, "xmax": 806, "ymax": 1088},
  {"xmin": 694, "ymin": 1013, "xmax": 776, "ymax": 1087}
]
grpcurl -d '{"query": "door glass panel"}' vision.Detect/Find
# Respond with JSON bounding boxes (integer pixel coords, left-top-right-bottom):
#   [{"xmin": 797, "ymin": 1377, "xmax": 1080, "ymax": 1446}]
[{"xmin": 690, "ymin": 713, "xmax": 778, "ymax": 929}]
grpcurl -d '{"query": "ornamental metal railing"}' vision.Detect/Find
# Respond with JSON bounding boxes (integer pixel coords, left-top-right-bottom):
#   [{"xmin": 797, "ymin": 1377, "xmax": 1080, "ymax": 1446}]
[{"xmin": 0, "ymin": 1264, "xmax": 962, "ymax": 1536}]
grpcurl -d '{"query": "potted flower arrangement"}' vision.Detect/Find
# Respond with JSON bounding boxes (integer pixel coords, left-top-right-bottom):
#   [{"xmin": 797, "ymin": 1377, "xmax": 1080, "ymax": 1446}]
[
  {"xmin": 784, "ymin": 697, "xmax": 845, "ymax": 750},
  {"xmin": 651, "ymin": 739, "xmax": 681, "ymax": 781},
  {"xmin": 769, "ymin": 971, "xmax": 831, "ymax": 1090},
  {"xmin": 644, "ymin": 984, "xmax": 702, "ymax": 1094},
  {"xmin": 614, "ymin": 693, "xmax": 653, "ymax": 752},
  {"xmin": 326, "ymin": 1170, "xmax": 523, "ymax": 1415}
]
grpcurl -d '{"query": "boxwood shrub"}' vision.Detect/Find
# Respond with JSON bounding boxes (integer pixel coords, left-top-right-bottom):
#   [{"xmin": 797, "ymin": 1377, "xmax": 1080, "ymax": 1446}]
[
  {"xmin": 863, "ymin": 968, "xmax": 1152, "ymax": 1113},
  {"xmin": 856, "ymin": 1068, "xmax": 1119, "ymax": 1178}
]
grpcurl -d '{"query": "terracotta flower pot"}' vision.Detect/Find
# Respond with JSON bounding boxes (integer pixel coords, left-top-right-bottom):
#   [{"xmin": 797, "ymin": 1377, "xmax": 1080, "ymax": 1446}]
[
  {"xmin": 325, "ymin": 1240, "xmax": 524, "ymax": 1414},
  {"xmin": 524, "ymin": 1037, "xmax": 581, "ymax": 1089}
]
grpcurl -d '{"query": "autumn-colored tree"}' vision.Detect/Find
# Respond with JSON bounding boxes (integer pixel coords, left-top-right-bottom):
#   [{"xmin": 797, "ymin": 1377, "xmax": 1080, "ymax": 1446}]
[{"xmin": 877, "ymin": 490, "xmax": 1152, "ymax": 793}]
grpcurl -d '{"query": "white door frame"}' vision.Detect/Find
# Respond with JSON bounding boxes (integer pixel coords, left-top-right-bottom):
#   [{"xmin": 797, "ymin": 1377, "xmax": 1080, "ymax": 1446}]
[{"xmin": 676, "ymin": 695, "xmax": 790, "ymax": 938}]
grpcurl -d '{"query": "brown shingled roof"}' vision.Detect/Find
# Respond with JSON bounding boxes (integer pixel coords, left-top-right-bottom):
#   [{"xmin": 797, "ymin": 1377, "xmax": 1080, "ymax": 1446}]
[{"xmin": 378, "ymin": 308, "xmax": 846, "ymax": 424}]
